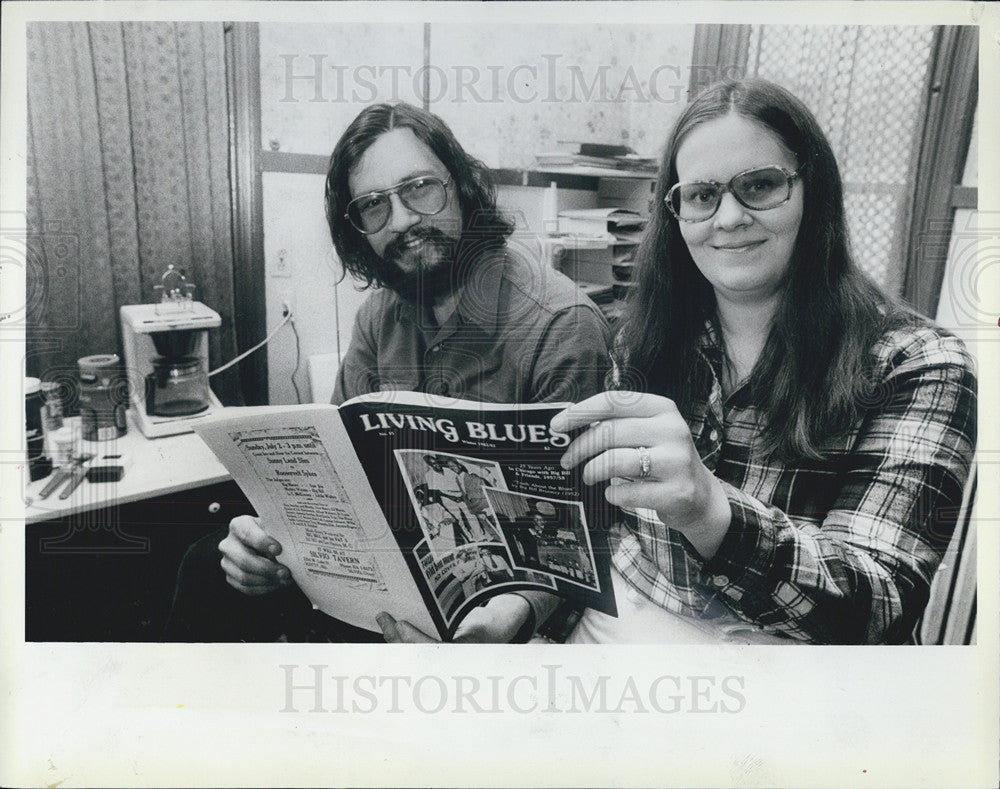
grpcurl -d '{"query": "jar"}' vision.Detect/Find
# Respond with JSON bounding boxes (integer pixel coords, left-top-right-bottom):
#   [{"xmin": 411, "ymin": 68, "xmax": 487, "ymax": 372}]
[
  {"xmin": 78, "ymin": 354, "xmax": 127, "ymax": 441},
  {"xmin": 40, "ymin": 379, "xmax": 65, "ymax": 455}
]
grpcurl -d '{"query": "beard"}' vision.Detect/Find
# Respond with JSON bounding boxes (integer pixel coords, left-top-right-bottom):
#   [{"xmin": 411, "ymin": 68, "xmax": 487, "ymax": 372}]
[{"xmin": 377, "ymin": 226, "xmax": 468, "ymax": 306}]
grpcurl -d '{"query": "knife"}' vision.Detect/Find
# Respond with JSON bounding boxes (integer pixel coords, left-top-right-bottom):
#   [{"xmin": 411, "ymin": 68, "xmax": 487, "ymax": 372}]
[
  {"xmin": 58, "ymin": 454, "xmax": 93, "ymax": 500},
  {"xmin": 38, "ymin": 466, "xmax": 71, "ymax": 500}
]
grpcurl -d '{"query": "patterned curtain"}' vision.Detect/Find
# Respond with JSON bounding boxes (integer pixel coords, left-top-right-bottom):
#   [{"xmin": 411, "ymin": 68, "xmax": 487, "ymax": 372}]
[{"xmin": 26, "ymin": 22, "xmax": 242, "ymax": 405}]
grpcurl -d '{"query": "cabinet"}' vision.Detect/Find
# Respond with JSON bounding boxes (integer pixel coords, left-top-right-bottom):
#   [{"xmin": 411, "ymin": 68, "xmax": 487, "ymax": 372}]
[
  {"xmin": 25, "ymin": 480, "xmax": 253, "ymax": 641},
  {"xmin": 537, "ymin": 170, "xmax": 656, "ymax": 325}
]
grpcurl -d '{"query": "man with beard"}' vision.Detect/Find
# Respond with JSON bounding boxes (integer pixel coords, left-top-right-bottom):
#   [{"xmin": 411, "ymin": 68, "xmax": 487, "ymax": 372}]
[
  {"xmin": 165, "ymin": 103, "xmax": 609, "ymax": 643},
  {"xmin": 326, "ymin": 102, "xmax": 609, "ymax": 404}
]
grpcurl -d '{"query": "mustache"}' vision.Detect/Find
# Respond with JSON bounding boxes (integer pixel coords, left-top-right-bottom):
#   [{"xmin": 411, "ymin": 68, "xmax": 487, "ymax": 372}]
[
  {"xmin": 375, "ymin": 227, "xmax": 466, "ymax": 305},
  {"xmin": 382, "ymin": 226, "xmax": 457, "ymax": 263}
]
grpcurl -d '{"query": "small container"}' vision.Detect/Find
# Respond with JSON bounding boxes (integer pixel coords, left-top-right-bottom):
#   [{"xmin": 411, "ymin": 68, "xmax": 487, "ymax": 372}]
[
  {"xmin": 40, "ymin": 380, "xmax": 65, "ymax": 455},
  {"xmin": 25, "ymin": 377, "xmax": 51, "ymax": 480},
  {"xmin": 47, "ymin": 422, "xmax": 76, "ymax": 465},
  {"xmin": 78, "ymin": 354, "xmax": 128, "ymax": 441},
  {"xmin": 25, "ymin": 377, "xmax": 43, "ymax": 452},
  {"xmin": 542, "ymin": 181, "xmax": 559, "ymax": 235}
]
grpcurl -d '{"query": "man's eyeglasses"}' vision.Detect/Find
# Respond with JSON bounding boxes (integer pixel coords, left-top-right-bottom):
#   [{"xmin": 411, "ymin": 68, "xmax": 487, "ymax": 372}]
[
  {"xmin": 345, "ymin": 175, "xmax": 453, "ymax": 235},
  {"xmin": 665, "ymin": 165, "xmax": 803, "ymax": 223}
]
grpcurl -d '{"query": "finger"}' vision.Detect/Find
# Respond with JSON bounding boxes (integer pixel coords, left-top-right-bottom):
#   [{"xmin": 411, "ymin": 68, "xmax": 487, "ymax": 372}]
[
  {"xmin": 220, "ymin": 555, "xmax": 287, "ymax": 589},
  {"xmin": 378, "ymin": 613, "xmax": 436, "ymax": 643},
  {"xmin": 560, "ymin": 417, "xmax": 670, "ymax": 471},
  {"xmin": 603, "ymin": 480, "xmax": 648, "ymax": 510},
  {"xmin": 229, "ymin": 515, "xmax": 282, "ymax": 557},
  {"xmin": 376, "ymin": 612, "xmax": 401, "ymax": 642},
  {"xmin": 221, "ymin": 558, "xmax": 281, "ymax": 595},
  {"xmin": 224, "ymin": 577, "xmax": 277, "ymax": 596},
  {"xmin": 219, "ymin": 536, "xmax": 291, "ymax": 579},
  {"xmin": 220, "ymin": 555, "xmax": 290, "ymax": 589},
  {"xmin": 551, "ymin": 391, "xmax": 675, "ymax": 432},
  {"xmin": 581, "ymin": 447, "xmax": 657, "ymax": 485}
]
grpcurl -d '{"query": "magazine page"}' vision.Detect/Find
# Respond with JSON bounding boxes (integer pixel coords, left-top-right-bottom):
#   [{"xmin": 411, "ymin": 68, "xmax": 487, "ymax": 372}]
[
  {"xmin": 338, "ymin": 392, "xmax": 618, "ymax": 638},
  {"xmin": 194, "ymin": 405, "xmax": 436, "ymax": 635}
]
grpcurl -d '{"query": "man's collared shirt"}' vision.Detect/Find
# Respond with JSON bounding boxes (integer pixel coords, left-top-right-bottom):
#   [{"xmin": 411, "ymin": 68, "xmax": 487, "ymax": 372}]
[
  {"xmin": 333, "ymin": 250, "xmax": 610, "ymax": 405},
  {"xmin": 613, "ymin": 319, "xmax": 977, "ymax": 645}
]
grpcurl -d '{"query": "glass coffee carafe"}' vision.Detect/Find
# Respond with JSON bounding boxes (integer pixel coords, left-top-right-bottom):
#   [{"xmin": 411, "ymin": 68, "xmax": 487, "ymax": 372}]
[{"xmin": 144, "ymin": 329, "xmax": 211, "ymax": 417}]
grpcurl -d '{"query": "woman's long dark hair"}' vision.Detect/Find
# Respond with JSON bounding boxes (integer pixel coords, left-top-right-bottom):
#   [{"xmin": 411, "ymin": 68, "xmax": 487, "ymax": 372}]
[
  {"xmin": 616, "ymin": 77, "xmax": 905, "ymax": 459},
  {"xmin": 325, "ymin": 102, "xmax": 514, "ymax": 288}
]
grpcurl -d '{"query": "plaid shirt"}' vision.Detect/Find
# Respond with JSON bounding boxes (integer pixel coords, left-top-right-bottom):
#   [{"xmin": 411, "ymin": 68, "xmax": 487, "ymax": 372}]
[{"xmin": 613, "ymin": 319, "xmax": 976, "ymax": 644}]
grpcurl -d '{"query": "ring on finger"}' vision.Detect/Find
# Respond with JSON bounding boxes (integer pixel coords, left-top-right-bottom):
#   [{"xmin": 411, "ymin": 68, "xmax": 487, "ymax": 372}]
[{"xmin": 636, "ymin": 446, "xmax": 652, "ymax": 479}]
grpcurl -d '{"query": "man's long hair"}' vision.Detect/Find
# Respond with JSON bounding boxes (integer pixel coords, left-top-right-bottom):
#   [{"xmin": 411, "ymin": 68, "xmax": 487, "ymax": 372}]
[
  {"xmin": 325, "ymin": 102, "xmax": 514, "ymax": 288},
  {"xmin": 616, "ymin": 77, "xmax": 906, "ymax": 459}
]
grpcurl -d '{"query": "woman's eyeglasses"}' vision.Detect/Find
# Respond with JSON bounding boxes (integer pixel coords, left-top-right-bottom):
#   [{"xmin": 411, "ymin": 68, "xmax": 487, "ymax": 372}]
[
  {"xmin": 665, "ymin": 165, "xmax": 803, "ymax": 223},
  {"xmin": 345, "ymin": 175, "xmax": 453, "ymax": 235}
]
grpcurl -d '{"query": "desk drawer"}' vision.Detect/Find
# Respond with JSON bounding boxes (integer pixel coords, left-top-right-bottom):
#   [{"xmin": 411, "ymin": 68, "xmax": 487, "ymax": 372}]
[{"xmin": 25, "ymin": 480, "xmax": 253, "ymax": 641}]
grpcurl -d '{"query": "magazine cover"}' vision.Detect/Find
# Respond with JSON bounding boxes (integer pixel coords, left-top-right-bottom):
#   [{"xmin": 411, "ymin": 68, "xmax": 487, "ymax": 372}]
[{"xmin": 340, "ymin": 393, "xmax": 617, "ymax": 636}]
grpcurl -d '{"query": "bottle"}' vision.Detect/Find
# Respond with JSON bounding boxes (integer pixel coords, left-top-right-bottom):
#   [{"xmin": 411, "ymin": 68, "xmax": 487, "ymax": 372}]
[
  {"xmin": 40, "ymin": 380, "xmax": 65, "ymax": 456},
  {"xmin": 542, "ymin": 181, "xmax": 559, "ymax": 235},
  {"xmin": 25, "ymin": 377, "xmax": 51, "ymax": 481}
]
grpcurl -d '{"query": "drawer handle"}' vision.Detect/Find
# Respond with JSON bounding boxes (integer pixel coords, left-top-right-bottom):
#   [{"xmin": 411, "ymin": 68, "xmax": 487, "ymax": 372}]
[{"xmin": 207, "ymin": 502, "xmax": 221, "ymax": 514}]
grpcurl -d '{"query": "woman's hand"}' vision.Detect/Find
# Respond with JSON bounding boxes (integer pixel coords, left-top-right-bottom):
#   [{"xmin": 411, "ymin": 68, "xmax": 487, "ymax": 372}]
[
  {"xmin": 376, "ymin": 593, "xmax": 531, "ymax": 643},
  {"xmin": 551, "ymin": 392, "xmax": 732, "ymax": 560}
]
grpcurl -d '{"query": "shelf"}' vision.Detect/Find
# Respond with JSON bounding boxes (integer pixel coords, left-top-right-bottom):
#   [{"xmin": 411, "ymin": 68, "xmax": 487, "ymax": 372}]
[
  {"xmin": 534, "ymin": 165, "xmax": 657, "ymax": 180},
  {"xmin": 258, "ymin": 152, "xmax": 658, "ymax": 189}
]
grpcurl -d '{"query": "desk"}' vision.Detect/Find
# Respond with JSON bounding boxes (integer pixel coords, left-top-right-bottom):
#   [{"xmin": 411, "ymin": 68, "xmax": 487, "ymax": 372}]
[
  {"xmin": 25, "ymin": 414, "xmax": 231, "ymax": 524},
  {"xmin": 24, "ymin": 416, "xmax": 253, "ymax": 641}
]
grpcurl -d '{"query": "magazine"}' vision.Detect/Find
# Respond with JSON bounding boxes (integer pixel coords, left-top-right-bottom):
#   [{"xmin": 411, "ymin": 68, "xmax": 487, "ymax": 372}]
[{"xmin": 194, "ymin": 392, "xmax": 618, "ymax": 640}]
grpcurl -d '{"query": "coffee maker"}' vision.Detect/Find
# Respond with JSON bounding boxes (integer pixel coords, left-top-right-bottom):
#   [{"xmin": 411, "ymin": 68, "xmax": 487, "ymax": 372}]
[{"xmin": 120, "ymin": 266, "xmax": 223, "ymax": 437}]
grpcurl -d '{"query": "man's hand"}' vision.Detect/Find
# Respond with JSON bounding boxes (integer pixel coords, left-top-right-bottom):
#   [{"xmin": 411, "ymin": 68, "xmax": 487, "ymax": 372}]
[
  {"xmin": 377, "ymin": 593, "xmax": 531, "ymax": 643},
  {"xmin": 218, "ymin": 515, "xmax": 294, "ymax": 596}
]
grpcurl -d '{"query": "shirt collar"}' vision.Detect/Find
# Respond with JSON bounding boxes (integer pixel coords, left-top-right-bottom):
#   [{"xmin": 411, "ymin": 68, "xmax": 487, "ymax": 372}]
[{"xmin": 698, "ymin": 319, "xmax": 723, "ymax": 362}]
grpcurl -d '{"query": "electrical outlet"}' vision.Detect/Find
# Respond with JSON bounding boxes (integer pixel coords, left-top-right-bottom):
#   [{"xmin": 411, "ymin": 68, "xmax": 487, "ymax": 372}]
[
  {"xmin": 280, "ymin": 290, "xmax": 295, "ymax": 318},
  {"xmin": 272, "ymin": 249, "xmax": 292, "ymax": 278}
]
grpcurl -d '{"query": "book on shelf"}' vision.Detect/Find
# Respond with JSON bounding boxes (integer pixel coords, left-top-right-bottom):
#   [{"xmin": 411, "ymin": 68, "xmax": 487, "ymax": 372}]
[
  {"xmin": 194, "ymin": 394, "xmax": 618, "ymax": 640},
  {"xmin": 535, "ymin": 142, "xmax": 658, "ymax": 173},
  {"xmin": 534, "ymin": 151, "xmax": 577, "ymax": 167},
  {"xmin": 612, "ymin": 153, "xmax": 658, "ymax": 172}
]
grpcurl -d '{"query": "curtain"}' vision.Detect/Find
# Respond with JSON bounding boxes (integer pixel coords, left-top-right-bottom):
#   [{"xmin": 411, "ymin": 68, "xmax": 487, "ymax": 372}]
[{"xmin": 26, "ymin": 21, "xmax": 242, "ymax": 405}]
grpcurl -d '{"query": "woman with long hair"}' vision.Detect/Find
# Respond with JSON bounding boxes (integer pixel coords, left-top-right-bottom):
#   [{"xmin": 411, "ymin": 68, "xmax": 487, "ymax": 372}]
[{"xmin": 553, "ymin": 78, "xmax": 976, "ymax": 645}]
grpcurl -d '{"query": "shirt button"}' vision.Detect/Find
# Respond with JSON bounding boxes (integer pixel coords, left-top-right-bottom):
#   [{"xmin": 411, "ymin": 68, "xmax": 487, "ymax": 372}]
[
  {"xmin": 430, "ymin": 345, "xmax": 441, "ymax": 353},
  {"xmin": 709, "ymin": 429, "xmax": 719, "ymax": 442},
  {"xmin": 712, "ymin": 575, "xmax": 729, "ymax": 587}
]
